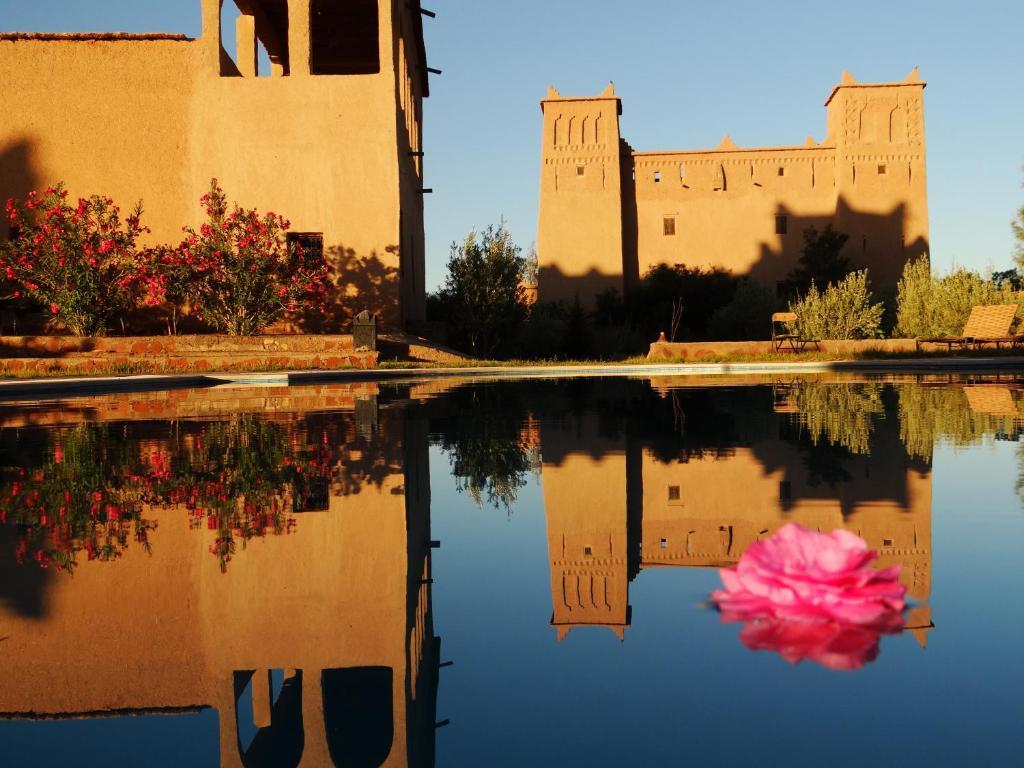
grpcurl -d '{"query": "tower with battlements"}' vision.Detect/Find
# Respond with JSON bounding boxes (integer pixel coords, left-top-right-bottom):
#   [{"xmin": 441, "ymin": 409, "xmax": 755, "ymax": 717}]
[{"xmin": 537, "ymin": 70, "xmax": 928, "ymax": 305}]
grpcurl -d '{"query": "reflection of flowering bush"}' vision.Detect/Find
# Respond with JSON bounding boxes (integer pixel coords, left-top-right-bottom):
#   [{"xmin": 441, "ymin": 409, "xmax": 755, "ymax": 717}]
[
  {"xmin": 711, "ymin": 524, "xmax": 906, "ymax": 670},
  {"xmin": 0, "ymin": 425, "xmax": 156, "ymax": 571},
  {"xmin": 0, "ymin": 418, "xmax": 338, "ymax": 573},
  {"xmin": 1, "ymin": 185, "xmax": 150, "ymax": 335}
]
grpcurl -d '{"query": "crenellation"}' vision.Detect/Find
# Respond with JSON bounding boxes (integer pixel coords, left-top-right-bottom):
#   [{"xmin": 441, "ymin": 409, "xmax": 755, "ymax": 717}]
[{"xmin": 539, "ymin": 69, "xmax": 929, "ymax": 304}]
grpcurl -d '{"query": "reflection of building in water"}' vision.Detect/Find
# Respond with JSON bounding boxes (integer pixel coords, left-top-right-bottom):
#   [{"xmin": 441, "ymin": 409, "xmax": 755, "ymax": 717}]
[
  {"xmin": 541, "ymin": 399, "xmax": 934, "ymax": 647},
  {"xmin": 0, "ymin": 402, "xmax": 439, "ymax": 768}
]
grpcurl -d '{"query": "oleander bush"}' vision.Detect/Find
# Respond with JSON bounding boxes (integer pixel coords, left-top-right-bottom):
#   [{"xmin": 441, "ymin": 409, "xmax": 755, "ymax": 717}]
[
  {"xmin": 0, "ymin": 185, "xmax": 153, "ymax": 335},
  {"xmin": 1, "ymin": 180, "xmax": 330, "ymax": 337},
  {"xmin": 162, "ymin": 180, "xmax": 329, "ymax": 336}
]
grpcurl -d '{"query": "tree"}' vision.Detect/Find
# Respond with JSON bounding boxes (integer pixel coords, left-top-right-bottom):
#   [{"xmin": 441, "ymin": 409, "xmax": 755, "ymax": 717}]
[
  {"xmin": 786, "ymin": 225, "xmax": 851, "ymax": 296},
  {"xmin": 439, "ymin": 222, "xmax": 526, "ymax": 357},
  {"xmin": 1014, "ymin": 168, "xmax": 1024, "ymax": 271}
]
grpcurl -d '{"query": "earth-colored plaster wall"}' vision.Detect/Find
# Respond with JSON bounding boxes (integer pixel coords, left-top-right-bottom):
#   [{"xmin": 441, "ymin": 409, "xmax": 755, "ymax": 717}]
[
  {"xmin": 0, "ymin": 37, "xmax": 199, "ymax": 244},
  {"xmin": 537, "ymin": 85, "xmax": 627, "ymax": 304},
  {"xmin": 0, "ymin": 407, "xmax": 433, "ymax": 767},
  {"xmin": 631, "ymin": 146, "xmax": 838, "ymax": 284},
  {"xmin": 538, "ymin": 70, "xmax": 929, "ymax": 305},
  {"xmin": 0, "ymin": 1, "xmax": 429, "ymax": 331}
]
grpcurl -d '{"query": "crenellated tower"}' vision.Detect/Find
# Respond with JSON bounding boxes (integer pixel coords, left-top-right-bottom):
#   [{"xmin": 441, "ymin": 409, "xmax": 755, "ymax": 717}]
[
  {"xmin": 826, "ymin": 67, "xmax": 929, "ymax": 287},
  {"xmin": 537, "ymin": 83, "xmax": 628, "ymax": 305}
]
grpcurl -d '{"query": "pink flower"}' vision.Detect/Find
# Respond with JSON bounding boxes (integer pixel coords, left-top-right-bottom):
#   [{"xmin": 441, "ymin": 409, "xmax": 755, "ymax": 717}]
[
  {"xmin": 711, "ymin": 524, "xmax": 906, "ymax": 626},
  {"xmin": 738, "ymin": 613, "xmax": 904, "ymax": 671},
  {"xmin": 49, "ymin": 303, "xmax": 59, "ymax": 314},
  {"xmin": 710, "ymin": 524, "xmax": 907, "ymax": 670}
]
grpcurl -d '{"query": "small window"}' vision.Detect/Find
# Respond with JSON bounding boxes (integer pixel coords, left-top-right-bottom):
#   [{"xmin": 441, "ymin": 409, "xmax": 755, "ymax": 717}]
[
  {"xmin": 287, "ymin": 232, "xmax": 324, "ymax": 261},
  {"xmin": 660, "ymin": 538, "xmax": 668, "ymax": 549},
  {"xmin": 778, "ymin": 481, "xmax": 791, "ymax": 501},
  {"xmin": 584, "ymin": 546, "xmax": 593, "ymax": 557},
  {"xmin": 663, "ymin": 217, "xmax": 676, "ymax": 236},
  {"xmin": 877, "ymin": 164, "xmax": 887, "ymax": 175},
  {"xmin": 654, "ymin": 171, "xmax": 662, "ymax": 183},
  {"xmin": 576, "ymin": 165, "xmax": 585, "ymax": 176},
  {"xmin": 777, "ymin": 167, "xmax": 785, "ymax": 177},
  {"xmin": 883, "ymin": 538, "xmax": 893, "ymax": 547},
  {"xmin": 668, "ymin": 485, "xmax": 680, "ymax": 501},
  {"xmin": 775, "ymin": 215, "xmax": 788, "ymax": 235}
]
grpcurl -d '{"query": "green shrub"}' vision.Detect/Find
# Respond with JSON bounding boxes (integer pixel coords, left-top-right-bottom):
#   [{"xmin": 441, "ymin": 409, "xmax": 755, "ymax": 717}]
[
  {"xmin": 708, "ymin": 278, "xmax": 780, "ymax": 340},
  {"xmin": 894, "ymin": 255, "xmax": 1017, "ymax": 338},
  {"xmin": 790, "ymin": 270, "xmax": 884, "ymax": 340}
]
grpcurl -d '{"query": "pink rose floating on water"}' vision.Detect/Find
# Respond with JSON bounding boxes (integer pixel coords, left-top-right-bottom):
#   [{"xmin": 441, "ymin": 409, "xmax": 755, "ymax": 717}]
[{"xmin": 710, "ymin": 523, "xmax": 907, "ymax": 671}]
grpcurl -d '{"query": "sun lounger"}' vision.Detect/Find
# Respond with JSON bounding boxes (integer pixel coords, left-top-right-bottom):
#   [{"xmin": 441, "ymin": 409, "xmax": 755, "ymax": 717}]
[{"xmin": 916, "ymin": 304, "xmax": 1018, "ymax": 351}]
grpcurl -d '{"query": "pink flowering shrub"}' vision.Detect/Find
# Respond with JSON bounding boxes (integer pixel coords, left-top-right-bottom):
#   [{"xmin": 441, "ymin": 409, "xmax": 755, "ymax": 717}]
[
  {"xmin": 710, "ymin": 523, "xmax": 907, "ymax": 670},
  {"xmin": 162, "ymin": 180, "xmax": 329, "ymax": 335},
  {"xmin": 1, "ymin": 185, "xmax": 150, "ymax": 335}
]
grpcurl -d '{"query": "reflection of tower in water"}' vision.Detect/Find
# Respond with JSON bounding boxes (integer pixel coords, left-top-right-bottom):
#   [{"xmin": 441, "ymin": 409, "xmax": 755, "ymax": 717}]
[
  {"xmin": 0, "ymin": 399, "xmax": 442, "ymax": 768},
  {"xmin": 541, "ymin": 395, "xmax": 934, "ymax": 646}
]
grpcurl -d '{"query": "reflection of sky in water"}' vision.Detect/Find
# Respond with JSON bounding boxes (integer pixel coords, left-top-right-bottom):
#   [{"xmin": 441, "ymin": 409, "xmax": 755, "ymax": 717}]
[
  {"xmin": 0, "ymin": 380, "xmax": 1020, "ymax": 767},
  {"xmin": 431, "ymin": 440, "xmax": 1024, "ymax": 768},
  {"xmin": 0, "ymin": 710, "xmax": 219, "ymax": 768}
]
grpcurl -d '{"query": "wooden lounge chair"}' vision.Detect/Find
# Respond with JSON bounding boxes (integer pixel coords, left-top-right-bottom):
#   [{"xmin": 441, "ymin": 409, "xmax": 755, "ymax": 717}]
[
  {"xmin": 771, "ymin": 312, "xmax": 820, "ymax": 352},
  {"xmin": 915, "ymin": 303, "xmax": 1019, "ymax": 351}
]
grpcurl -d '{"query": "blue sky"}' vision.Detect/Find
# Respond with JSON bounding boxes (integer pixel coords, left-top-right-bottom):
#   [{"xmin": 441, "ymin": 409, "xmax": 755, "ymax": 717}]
[{"xmin": 3, "ymin": 0, "xmax": 1022, "ymax": 290}]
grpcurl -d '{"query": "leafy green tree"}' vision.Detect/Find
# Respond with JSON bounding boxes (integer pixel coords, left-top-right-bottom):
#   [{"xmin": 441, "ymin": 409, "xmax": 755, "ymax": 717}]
[
  {"xmin": 1013, "ymin": 168, "xmax": 1024, "ymax": 271},
  {"xmin": 786, "ymin": 225, "xmax": 851, "ymax": 295},
  {"xmin": 440, "ymin": 223, "xmax": 526, "ymax": 357}
]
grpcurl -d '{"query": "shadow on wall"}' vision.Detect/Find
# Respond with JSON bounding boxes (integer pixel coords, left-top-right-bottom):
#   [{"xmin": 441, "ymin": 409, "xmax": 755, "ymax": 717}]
[
  {"xmin": 747, "ymin": 197, "xmax": 928, "ymax": 292},
  {"xmin": 0, "ymin": 523, "xmax": 52, "ymax": 619},
  {"xmin": 538, "ymin": 265, "xmax": 626, "ymax": 307},
  {"xmin": 0, "ymin": 138, "xmax": 40, "ymax": 214},
  {"xmin": 0, "ymin": 138, "xmax": 45, "ymax": 335},
  {"xmin": 291, "ymin": 244, "xmax": 401, "ymax": 333}
]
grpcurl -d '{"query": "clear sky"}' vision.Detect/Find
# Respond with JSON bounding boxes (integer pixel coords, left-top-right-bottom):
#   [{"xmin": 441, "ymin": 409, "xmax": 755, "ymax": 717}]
[{"xmin": 2, "ymin": 0, "xmax": 1022, "ymax": 290}]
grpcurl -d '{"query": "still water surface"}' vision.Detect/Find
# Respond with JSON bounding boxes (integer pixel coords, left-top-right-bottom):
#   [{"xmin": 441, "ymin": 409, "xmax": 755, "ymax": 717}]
[{"xmin": 0, "ymin": 375, "xmax": 1021, "ymax": 767}]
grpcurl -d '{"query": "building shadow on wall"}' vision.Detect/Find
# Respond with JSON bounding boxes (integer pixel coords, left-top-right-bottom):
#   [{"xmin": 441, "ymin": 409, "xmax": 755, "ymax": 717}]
[
  {"xmin": 0, "ymin": 138, "xmax": 44, "ymax": 335},
  {"xmin": 538, "ymin": 265, "xmax": 629, "ymax": 307},
  {"xmin": 294, "ymin": 244, "xmax": 400, "ymax": 333},
  {"xmin": 746, "ymin": 197, "xmax": 929, "ymax": 293},
  {"xmin": 0, "ymin": 523, "xmax": 52, "ymax": 619}
]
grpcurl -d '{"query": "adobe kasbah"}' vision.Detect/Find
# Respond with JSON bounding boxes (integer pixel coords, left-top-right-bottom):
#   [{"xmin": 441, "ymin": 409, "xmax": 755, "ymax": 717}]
[
  {"xmin": 0, "ymin": 0, "xmax": 429, "ymax": 329},
  {"xmin": 537, "ymin": 70, "xmax": 929, "ymax": 304}
]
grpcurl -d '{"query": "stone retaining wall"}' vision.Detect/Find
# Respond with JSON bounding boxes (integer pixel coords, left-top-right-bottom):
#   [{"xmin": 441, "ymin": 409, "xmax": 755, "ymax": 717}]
[
  {"xmin": 0, "ymin": 334, "xmax": 376, "ymax": 375},
  {"xmin": 647, "ymin": 338, "xmax": 919, "ymax": 360}
]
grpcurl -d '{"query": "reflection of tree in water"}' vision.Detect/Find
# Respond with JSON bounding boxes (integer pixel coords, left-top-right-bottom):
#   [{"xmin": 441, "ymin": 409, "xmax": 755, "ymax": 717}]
[
  {"xmin": 895, "ymin": 383, "xmax": 1024, "ymax": 461},
  {"xmin": 430, "ymin": 385, "xmax": 533, "ymax": 511},
  {"xmin": 788, "ymin": 381, "xmax": 884, "ymax": 456},
  {"xmin": 0, "ymin": 412, "xmax": 403, "ymax": 573}
]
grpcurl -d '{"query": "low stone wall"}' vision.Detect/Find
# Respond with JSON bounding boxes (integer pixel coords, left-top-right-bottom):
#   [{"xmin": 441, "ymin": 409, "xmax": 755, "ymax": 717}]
[
  {"xmin": 647, "ymin": 338, "xmax": 919, "ymax": 360},
  {"xmin": 0, "ymin": 334, "xmax": 377, "ymax": 375}
]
